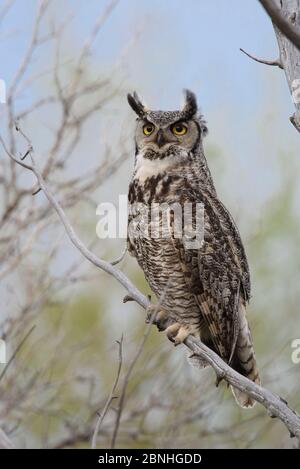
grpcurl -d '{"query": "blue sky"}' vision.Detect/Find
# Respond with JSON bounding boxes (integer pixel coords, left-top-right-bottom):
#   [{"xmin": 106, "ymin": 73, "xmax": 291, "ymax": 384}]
[
  {"xmin": 1, "ymin": 0, "xmax": 299, "ymax": 215},
  {"xmin": 0, "ymin": 0, "xmax": 285, "ymax": 112}
]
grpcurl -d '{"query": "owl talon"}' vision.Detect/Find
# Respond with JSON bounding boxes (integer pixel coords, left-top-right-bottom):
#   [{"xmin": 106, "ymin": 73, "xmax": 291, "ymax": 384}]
[
  {"xmin": 145, "ymin": 305, "xmax": 169, "ymax": 331},
  {"xmin": 166, "ymin": 323, "xmax": 190, "ymax": 346}
]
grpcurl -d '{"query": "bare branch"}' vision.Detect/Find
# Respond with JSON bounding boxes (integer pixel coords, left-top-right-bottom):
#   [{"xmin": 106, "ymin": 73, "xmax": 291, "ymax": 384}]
[
  {"xmin": 259, "ymin": 0, "xmax": 300, "ymax": 50},
  {"xmin": 0, "ymin": 427, "xmax": 15, "ymax": 449},
  {"xmin": 110, "ymin": 280, "xmax": 171, "ymax": 449},
  {"xmin": 0, "ymin": 325, "xmax": 36, "ymax": 383},
  {"xmin": 240, "ymin": 47, "xmax": 283, "ymax": 68},
  {"xmin": 1, "ymin": 131, "xmax": 145, "ymax": 307},
  {"xmin": 249, "ymin": 1, "xmax": 300, "ymax": 132},
  {"xmin": 91, "ymin": 336, "xmax": 123, "ymax": 449},
  {"xmin": 7, "ymin": 0, "xmax": 51, "ymax": 98},
  {"xmin": 185, "ymin": 335, "xmax": 300, "ymax": 439},
  {"xmin": 271, "ymin": 1, "xmax": 300, "ymax": 132},
  {"xmin": 68, "ymin": 0, "xmax": 120, "ymax": 96}
]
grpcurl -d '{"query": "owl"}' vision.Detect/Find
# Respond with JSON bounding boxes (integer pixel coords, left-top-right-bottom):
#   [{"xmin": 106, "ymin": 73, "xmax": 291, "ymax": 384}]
[{"xmin": 126, "ymin": 90, "xmax": 260, "ymax": 407}]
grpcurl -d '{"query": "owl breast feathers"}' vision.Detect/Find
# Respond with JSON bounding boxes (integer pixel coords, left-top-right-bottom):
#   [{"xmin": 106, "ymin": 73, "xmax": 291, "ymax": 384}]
[{"xmin": 126, "ymin": 89, "xmax": 260, "ymax": 408}]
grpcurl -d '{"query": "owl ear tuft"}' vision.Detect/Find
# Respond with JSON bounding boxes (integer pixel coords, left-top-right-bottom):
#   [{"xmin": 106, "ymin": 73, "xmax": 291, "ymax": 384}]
[
  {"xmin": 182, "ymin": 89, "xmax": 208, "ymax": 136},
  {"xmin": 181, "ymin": 89, "xmax": 198, "ymax": 119},
  {"xmin": 127, "ymin": 91, "xmax": 148, "ymax": 119}
]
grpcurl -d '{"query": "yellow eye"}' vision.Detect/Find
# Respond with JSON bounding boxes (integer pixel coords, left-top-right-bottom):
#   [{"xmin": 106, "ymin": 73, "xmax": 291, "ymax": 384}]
[
  {"xmin": 171, "ymin": 123, "xmax": 187, "ymax": 136},
  {"xmin": 143, "ymin": 123, "xmax": 154, "ymax": 135}
]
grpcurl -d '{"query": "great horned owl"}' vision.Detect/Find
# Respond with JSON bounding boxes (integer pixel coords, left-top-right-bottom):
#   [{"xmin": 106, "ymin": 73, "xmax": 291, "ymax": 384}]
[{"xmin": 126, "ymin": 90, "xmax": 260, "ymax": 408}]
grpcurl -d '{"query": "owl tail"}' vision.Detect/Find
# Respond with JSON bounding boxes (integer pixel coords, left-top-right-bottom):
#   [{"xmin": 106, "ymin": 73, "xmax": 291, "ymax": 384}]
[{"xmin": 230, "ymin": 302, "xmax": 260, "ymax": 408}]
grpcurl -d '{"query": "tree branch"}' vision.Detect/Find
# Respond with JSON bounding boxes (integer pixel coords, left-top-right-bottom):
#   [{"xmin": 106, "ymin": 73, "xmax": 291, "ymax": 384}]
[
  {"xmin": 271, "ymin": 0, "xmax": 300, "ymax": 132},
  {"xmin": 245, "ymin": 1, "xmax": 300, "ymax": 132},
  {"xmin": 91, "ymin": 336, "xmax": 123, "ymax": 449},
  {"xmin": 2, "ymin": 130, "xmax": 300, "ymax": 443},
  {"xmin": 0, "ymin": 428, "xmax": 15, "ymax": 449},
  {"xmin": 110, "ymin": 281, "xmax": 171, "ymax": 449},
  {"xmin": 186, "ymin": 336, "xmax": 300, "ymax": 439},
  {"xmin": 110, "ymin": 317, "xmax": 152, "ymax": 449},
  {"xmin": 259, "ymin": 0, "xmax": 300, "ymax": 50},
  {"xmin": 240, "ymin": 47, "xmax": 283, "ymax": 68}
]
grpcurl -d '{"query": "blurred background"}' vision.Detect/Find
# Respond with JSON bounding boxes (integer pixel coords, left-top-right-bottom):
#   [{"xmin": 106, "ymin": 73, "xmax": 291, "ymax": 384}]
[{"xmin": 0, "ymin": 0, "xmax": 299, "ymax": 449}]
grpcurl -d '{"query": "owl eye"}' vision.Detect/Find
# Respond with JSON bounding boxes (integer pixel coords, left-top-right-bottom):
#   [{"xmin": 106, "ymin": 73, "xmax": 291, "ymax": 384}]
[
  {"xmin": 171, "ymin": 123, "xmax": 187, "ymax": 136},
  {"xmin": 143, "ymin": 123, "xmax": 155, "ymax": 136}
]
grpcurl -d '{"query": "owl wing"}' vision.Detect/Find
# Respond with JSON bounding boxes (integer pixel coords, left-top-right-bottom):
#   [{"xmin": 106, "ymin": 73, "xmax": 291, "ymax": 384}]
[{"xmin": 173, "ymin": 187, "xmax": 250, "ymax": 362}]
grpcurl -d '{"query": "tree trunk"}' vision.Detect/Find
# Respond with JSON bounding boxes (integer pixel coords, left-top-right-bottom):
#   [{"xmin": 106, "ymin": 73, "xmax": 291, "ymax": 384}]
[{"xmin": 273, "ymin": 0, "xmax": 300, "ymax": 131}]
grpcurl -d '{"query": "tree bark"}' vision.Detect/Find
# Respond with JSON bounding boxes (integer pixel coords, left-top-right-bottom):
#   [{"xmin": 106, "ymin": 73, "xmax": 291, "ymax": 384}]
[
  {"xmin": 272, "ymin": 0, "xmax": 300, "ymax": 131},
  {"xmin": 259, "ymin": 0, "xmax": 300, "ymax": 50}
]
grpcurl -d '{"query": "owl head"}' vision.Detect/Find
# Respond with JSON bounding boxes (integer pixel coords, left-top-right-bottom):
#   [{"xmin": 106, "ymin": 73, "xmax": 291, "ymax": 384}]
[{"xmin": 127, "ymin": 90, "xmax": 208, "ymax": 157}]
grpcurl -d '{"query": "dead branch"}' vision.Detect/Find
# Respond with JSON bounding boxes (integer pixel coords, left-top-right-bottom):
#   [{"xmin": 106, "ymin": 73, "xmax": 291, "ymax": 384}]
[
  {"xmin": 244, "ymin": 1, "xmax": 300, "ymax": 132},
  {"xmin": 109, "ymin": 334, "xmax": 148, "ymax": 449},
  {"xmin": 240, "ymin": 47, "xmax": 283, "ymax": 68},
  {"xmin": 271, "ymin": 1, "xmax": 300, "ymax": 132},
  {"xmin": 259, "ymin": 0, "xmax": 300, "ymax": 50},
  {"xmin": 91, "ymin": 336, "xmax": 123, "ymax": 449},
  {"xmin": 110, "ymin": 282, "xmax": 171, "ymax": 449},
  {"xmin": 0, "ymin": 326, "xmax": 36, "ymax": 382},
  {"xmin": 0, "ymin": 427, "xmax": 15, "ymax": 449}
]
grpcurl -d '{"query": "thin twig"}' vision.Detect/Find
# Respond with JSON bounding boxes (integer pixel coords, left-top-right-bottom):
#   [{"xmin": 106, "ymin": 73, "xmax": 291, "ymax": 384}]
[
  {"xmin": 240, "ymin": 47, "xmax": 283, "ymax": 68},
  {"xmin": 0, "ymin": 325, "xmax": 36, "ymax": 383},
  {"xmin": 91, "ymin": 336, "xmax": 123, "ymax": 449},
  {"xmin": 110, "ymin": 280, "xmax": 171, "ymax": 449}
]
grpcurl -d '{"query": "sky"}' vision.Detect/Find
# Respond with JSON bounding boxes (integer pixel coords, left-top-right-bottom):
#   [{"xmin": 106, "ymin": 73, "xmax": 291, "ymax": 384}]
[
  {"xmin": 1, "ymin": 0, "xmax": 299, "ymax": 219},
  {"xmin": 0, "ymin": 0, "xmax": 285, "ymax": 112}
]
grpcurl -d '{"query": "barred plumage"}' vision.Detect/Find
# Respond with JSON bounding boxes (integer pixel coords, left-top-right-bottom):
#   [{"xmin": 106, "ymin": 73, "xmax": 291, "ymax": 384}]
[{"xmin": 127, "ymin": 90, "xmax": 260, "ymax": 408}]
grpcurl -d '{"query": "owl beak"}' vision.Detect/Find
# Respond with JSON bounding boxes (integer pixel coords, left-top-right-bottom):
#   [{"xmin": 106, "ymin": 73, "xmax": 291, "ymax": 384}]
[{"xmin": 156, "ymin": 129, "xmax": 167, "ymax": 148}]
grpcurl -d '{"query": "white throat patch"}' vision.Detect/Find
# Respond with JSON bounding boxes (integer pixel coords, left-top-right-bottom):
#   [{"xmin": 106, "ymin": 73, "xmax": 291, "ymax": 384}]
[{"xmin": 134, "ymin": 150, "xmax": 188, "ymax": 183}]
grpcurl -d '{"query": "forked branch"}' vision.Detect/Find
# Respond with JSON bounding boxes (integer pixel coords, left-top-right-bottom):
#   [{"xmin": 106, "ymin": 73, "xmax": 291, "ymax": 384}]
[{"xmin": 242, "ymin": 1, "xmax": 300, "ymax": 132}]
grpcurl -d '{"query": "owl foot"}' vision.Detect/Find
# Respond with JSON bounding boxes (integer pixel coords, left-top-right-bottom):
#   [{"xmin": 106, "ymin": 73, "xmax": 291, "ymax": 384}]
[
  {"xmin": 165, "ymin": 323, "xmax": 191, "ymax": 346},
  {"xmin": 145, "ymin": 305, "xmax": 169, "ymax": 331}
]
